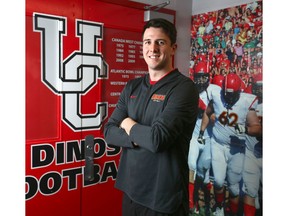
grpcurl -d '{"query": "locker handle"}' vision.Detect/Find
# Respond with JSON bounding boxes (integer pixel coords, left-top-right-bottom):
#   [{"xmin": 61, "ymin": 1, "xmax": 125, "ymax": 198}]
[{"xmin": 84, "ymin": 135, "xmax": 94, "ymax": 181}]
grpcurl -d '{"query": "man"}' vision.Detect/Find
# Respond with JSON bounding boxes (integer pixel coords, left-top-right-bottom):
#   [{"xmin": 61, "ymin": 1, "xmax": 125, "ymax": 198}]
[
  {"xmin": 242, "ymin": 73, "xmax": 263, "ymax": 216},
  {"xmin": 199, "ymin": 73, "xmax": 261, "ymax": 216},
  {"xmin": 189, "ymin": 74, "xmax": 224, "ymax": 216},
  {"xmin": 104, "ymin": 18, "xmax": 199, "ymax": 216},
  {"xmin": 188, "ymin": 61, "xmax": 214, "ymax": 216}
]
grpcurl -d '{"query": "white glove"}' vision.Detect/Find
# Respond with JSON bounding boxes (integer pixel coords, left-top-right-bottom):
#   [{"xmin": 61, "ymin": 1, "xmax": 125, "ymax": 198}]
[{"xmin": 234, "ymin": 124, "xmax": 247, "ymax": 134}]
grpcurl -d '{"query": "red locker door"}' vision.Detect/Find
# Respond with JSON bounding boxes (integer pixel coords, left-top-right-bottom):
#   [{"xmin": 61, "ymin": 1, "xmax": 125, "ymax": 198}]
[{"xmin": 26, "ymin": 1, "xmax": 85, "ymax": 214}]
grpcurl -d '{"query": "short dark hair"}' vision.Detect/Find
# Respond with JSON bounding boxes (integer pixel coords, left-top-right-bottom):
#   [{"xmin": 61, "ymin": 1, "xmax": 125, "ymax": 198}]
[{"xmin": 142, "ymin": 18, "xmax": 177, "ymax": 45}]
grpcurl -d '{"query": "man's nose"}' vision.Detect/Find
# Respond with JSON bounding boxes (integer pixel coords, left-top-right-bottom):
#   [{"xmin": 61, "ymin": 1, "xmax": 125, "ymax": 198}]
[{"xmin": 149, "ymin": 42, "xmax": 159, "ymax": 52}]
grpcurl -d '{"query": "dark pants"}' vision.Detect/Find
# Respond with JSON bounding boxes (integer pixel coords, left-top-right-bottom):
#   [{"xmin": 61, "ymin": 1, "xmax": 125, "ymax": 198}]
[{"xmin": 122, "ymin": 193, "xmax": 187, "ymax": 216}]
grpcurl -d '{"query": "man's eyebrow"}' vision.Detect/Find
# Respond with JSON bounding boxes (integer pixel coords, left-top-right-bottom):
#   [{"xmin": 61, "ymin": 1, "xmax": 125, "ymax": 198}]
[{"xmin": 143, "ymin": 38, "xmax": 167, "ymax": 42}]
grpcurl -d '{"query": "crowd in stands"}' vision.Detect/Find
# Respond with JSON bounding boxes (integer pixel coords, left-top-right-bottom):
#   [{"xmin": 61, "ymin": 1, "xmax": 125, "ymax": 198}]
[{"xmin": 190, "ymin": 0, "xmax": 262, "ymax": 90}]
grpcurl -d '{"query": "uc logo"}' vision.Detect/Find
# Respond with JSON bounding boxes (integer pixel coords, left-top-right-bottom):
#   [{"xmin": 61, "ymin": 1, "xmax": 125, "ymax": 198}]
[{"xmin": 33, "ymin": 13, "xmax": 108, "ymax": 131}]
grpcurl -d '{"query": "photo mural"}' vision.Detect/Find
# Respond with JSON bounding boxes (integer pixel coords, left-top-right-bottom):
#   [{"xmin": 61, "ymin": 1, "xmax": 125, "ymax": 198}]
[{"xmin": 189, "ymin": 1, "xmax": 262, "ymax": 215}]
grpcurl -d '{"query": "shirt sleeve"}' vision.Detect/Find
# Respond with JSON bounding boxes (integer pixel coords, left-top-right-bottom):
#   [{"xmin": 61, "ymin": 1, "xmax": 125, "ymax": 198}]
[{"xmin": 104, "ymin": 82, "xmax": 135, "ymax": 148}]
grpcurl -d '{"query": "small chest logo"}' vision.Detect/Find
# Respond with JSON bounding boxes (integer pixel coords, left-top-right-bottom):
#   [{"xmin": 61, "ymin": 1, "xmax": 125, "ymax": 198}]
[{"xmin": 151, "ymin": 94, "xmax": 166, "ymax": 102}]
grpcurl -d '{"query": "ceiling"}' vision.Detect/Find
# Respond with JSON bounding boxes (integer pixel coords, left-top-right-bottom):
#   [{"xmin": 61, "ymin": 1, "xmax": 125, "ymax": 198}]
[{"xmin": 131, "ymin": 0, "xmax": 256, "ymax": 15}]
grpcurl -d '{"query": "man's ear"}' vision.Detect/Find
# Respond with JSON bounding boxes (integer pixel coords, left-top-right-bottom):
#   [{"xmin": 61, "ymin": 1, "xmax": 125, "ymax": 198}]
[{"xmin": 171, "ymin": 43, "xmax": 177, "ymax": 55}]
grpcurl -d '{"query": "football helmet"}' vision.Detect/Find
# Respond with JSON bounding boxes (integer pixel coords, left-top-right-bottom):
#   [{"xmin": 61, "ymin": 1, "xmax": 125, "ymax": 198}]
[
  {"xmin": 222, "ymin": 73, "xmax": 242, "ymax": 108},
  {"xmin": 193, "ymin": 61, "xmax": 210, "ymax": 93},
  {"xmin": 212, "ymin": 74, "xmax": 225, "ymax": 88}
]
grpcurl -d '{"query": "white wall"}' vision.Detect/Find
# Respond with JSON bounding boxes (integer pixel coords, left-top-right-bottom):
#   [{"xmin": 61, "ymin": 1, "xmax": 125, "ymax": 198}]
[{"xmin": 174, "ymin": 0, "xmax": 192, "ymax": 76}]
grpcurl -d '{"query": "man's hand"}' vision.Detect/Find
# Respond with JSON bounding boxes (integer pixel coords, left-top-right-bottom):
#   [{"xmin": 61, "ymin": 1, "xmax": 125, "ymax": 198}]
[
  {"xmin": 120, "ymin": 117, "xmax": 137, "ymax": 135},
  {"xmin": 197, "ymin": 130, "xmax": 205, "ymax": 145},
  {"xmin": 234, "ymin": 124, "xmax": 247, "ymax": 134}
]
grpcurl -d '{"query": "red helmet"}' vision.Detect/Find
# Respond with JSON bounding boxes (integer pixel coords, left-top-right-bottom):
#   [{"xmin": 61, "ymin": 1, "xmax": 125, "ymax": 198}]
[
  {"xmin": 253, "ymin": 73, "xmax": 263, "ymax": 84},
  {"xmin": 194, "ymin": 61, "xmax": 209, "ymax": 74},
  {"xmin": 223, "ymin": 74, "xmax": 242, "ymax": 108},
  {"xmin": 212, "ymin": 74, "xmax": 225, "ymax": 87},
  {"xmin": 193, "ymin": 61, "xmax": 210, "ymax": 93},
  {"xmin": 223, "ymin": 73, "xmax": 242, "ymax": 93}
]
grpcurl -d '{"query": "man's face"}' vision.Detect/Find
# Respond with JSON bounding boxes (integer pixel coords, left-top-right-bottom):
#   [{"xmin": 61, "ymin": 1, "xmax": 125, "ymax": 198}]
[{"xmin": 142, "ymin": 27, "xmax": 176, "ymax": 72}]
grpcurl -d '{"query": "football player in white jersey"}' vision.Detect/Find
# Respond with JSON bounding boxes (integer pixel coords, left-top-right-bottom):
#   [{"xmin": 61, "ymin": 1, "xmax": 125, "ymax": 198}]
[
  {"xmin": 199, "ymin": 73, "xmax": 261, "ymax": 216},
  {"xmin": 242, "ymin": 73, "xmax": 263, "ymax": 216},
  {"xmin": 188, "ymin": 61, "xmax": 213, "ymax": 215},
  {"xmin": 188, "ymin": 66, "xmax": 225, "ymax": 215}
]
